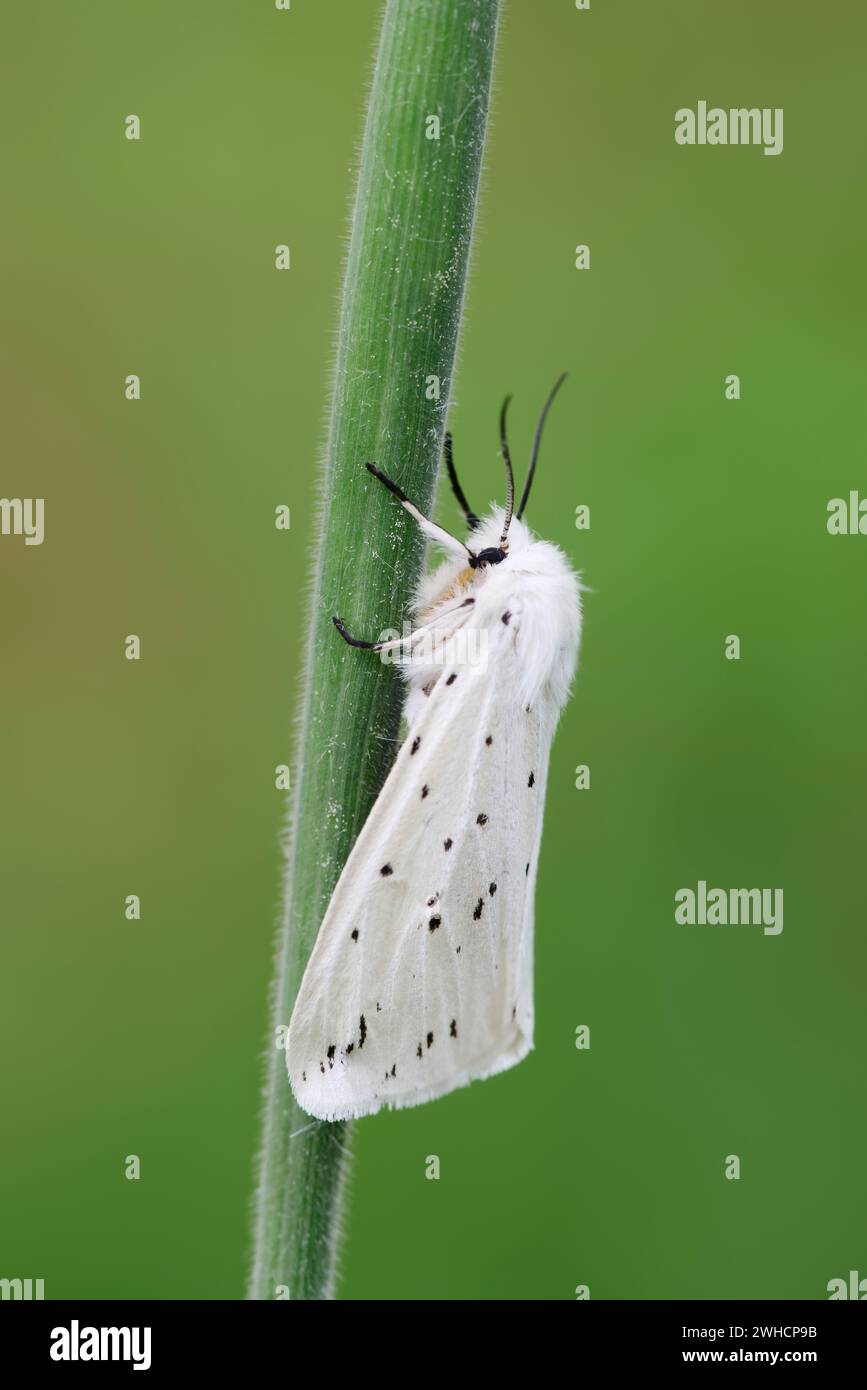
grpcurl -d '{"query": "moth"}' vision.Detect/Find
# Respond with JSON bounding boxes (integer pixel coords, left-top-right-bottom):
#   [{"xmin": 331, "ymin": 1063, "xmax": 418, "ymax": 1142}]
[{"xmin": 287, "ymin": 375, "xmax": 582, "ymax": 1120}]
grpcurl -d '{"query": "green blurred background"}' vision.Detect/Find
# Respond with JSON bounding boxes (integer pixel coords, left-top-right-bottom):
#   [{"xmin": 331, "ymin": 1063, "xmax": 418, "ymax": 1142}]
[{"xmin": 2, "ymin": 0, "xmax": 865, "ymax": 1300}]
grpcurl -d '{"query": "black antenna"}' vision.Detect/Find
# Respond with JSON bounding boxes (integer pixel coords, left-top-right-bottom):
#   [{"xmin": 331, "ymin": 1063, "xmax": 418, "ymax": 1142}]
[
  {"xmin": 499, "ymin": 395, "xmax": 515, "ymax": 547},
  {"xmin": 444, "ymin": 432, "xmax": 480, "ymax": 530},
  {"xmin": 516, "ymin": 372, "xmax": 568, "ymax": 520}
]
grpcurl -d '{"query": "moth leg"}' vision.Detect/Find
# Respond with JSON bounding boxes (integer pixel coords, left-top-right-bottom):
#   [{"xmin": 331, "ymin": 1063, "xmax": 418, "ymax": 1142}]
[
  {"xmin": 444, "ymin": 433, "xmax": 480, "ymax": 531},
  {"xmin": 332, "ymin": 618, "xmax": 384, "ymax": 650},
  {"xmin": 365, "ymin": 462, "xmax": 472, "ymax": 559},
  {"xmin": 333, "ymin": 596, "xmax": 475, "ymax": 653}
]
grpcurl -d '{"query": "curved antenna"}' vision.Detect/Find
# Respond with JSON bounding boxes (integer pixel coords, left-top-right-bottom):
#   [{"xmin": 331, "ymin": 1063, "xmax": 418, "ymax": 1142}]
[
  {"xmin": 498, "ymin": 394, "xmax": 515, "ymax": 547},
  {"xmin": 516, "ymin": 372, "xmax": 568, "ymax": 520}
]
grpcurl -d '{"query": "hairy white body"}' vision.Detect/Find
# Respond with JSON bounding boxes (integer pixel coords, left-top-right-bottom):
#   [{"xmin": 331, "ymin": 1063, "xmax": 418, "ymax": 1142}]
[{"xmin": 287, "ymin": 507, "xmax": 582, "ymax": 1121}]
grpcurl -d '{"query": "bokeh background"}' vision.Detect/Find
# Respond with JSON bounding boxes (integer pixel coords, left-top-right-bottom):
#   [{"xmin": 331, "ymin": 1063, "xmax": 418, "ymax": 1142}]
[{"xmin": 2, "ymin": 0, "xmax": 865, "ymax": 1300}]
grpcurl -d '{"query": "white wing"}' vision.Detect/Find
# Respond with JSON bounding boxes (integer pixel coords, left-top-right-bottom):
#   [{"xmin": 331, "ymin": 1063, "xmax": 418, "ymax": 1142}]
[{"xmin": 286, "ymin": 610, "xmax": 555, "ymax": 1121}]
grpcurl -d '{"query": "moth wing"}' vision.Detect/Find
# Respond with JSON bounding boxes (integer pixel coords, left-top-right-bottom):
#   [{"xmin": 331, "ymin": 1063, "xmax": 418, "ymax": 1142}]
[{"xmin": 286, "ymin": 612, "xmax": 552, "ymax": 1121}]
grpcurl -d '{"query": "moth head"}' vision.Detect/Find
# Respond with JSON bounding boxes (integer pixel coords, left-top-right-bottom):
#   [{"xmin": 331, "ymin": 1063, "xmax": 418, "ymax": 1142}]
[{"xmin": 468, "ymin": 545, "xmax": 507, "ymax": 570}]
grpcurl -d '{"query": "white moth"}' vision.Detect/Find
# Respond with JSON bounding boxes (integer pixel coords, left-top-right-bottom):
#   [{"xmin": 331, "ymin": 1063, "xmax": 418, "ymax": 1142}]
[{"xmin": 287, "ymin": 376, "xmax": 582, "ymax": 1120}]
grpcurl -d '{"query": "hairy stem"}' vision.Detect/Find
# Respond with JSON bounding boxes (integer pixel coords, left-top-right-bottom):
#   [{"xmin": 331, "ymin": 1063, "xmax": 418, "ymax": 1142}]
[{"xmin": 248, "ymin": 0, "xmax": 500, "ymax": 1301}]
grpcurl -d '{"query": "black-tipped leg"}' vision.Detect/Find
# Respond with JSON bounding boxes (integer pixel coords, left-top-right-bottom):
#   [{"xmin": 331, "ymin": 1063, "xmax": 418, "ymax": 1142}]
[
  {"xmin": 365, "ymin": 462, "xmax": 409, "ymax": 504},
  {"xmin": 363, "ymin": 459, "xmax": 475, "ymax": 560},
  {"xmin": 444, "ymin": 433, "xmax": 480, "ymax": 531},
  {"xmin": 333, "ymin": 615, "xmax": 382, "ymax": 651}
]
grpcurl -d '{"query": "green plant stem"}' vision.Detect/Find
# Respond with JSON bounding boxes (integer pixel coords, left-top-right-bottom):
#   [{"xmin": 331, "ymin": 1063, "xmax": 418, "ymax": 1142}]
[{"xmin": 248, "ymin": 0, "xmax": 500, "ymax": 1301}]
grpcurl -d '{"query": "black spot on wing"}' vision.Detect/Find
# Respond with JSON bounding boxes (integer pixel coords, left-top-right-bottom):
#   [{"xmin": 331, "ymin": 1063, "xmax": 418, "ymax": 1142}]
[
  {"xmin": 351, "ymin": 928, "xmax": 359, "ymax": 942},
  {"xmin": 358, "ymin": 1015, "xmax": 367, "ymax": 1049},
  {"xmin": 450, "ymin": 1019, "xmax": 457, "ymax": 1038},
  {"xmin": 501, "ymin": 611, "xmax": 512, "ymax": 625},
  {"xmin": 326, "ymin": 1044, "xmax": 336, "ymax": 1068},
  {"xmin": 525, "ymin": 862, "xmax": 530, "ymax": 875},
  {"xmin": 489, "ymin": 881, "xmax": 497, "ymax": 896},
  {"xmin": 485, "ymin": 734, "xmax": 493, "ymax": 746},
  {"xmin": 421, "ymin": 784, "xmax": 430, "ymax": 799},
  {"xmin": 428, "ymin": 914, "xmax": 441, "ymax": 932},
  {"xmin": 473, "ymin": 898, "xmax": 484, "ymax": 921},
  {"xmin": 446, "ymin": 672, "xmax": 458, "ymax": 686},
  {"xmin": 380, "ymin": 863, "xmax": 393, "ymax": 876},
  {"xmin": 476, "ymin": 813, "xmax": 488, "ymax": 826},
  {"xmin": 346, "ymin": 1043, "xmax": 354, "ymax": 1055},
  {"xmin": 528, "ymin": 771, "xmax": 535, "ymax": 787},
  {"xmin": 426, "ymin": 1031, "xmax": 434, "ymax": 1049},
  {"xmin": 444, "ymin": 837, "xmax": 453, "ymax": 851},
  {"xmin": 411, "ymin": 736, "xmax": 421, "ymax": 755},
  {"xmin": 416, "ymin": 1043, "xmax": 423, "ymax": 1059}
]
